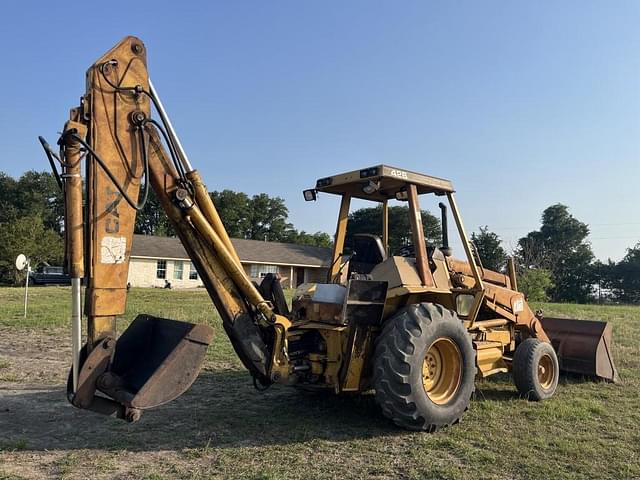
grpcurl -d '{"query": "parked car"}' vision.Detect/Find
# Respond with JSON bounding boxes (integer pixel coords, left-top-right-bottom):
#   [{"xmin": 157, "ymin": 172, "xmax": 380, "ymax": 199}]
[{"xmin": 29, "ymin": 266, "xmax": 71, "ymax": 286}]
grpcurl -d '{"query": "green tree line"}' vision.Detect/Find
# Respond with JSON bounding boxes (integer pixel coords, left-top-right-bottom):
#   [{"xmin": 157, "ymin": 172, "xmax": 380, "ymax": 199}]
[
  {"xmin": 0, "ymin": 172, "xmax": 64, "ymax": 284},
  {"xmin": 135, "ymin": 188, "xmax": 332, "ymax": 247},
  {"xmin": 470, "ymin": 204, "xmax": 640, "ymax": 304},
  {"xmin": 0, "ymin": 171, "xmax": 333, "ymax": 285},
  {"xmin": 1, "ymin": 171, "xmax": 638, "ymax": 305}
]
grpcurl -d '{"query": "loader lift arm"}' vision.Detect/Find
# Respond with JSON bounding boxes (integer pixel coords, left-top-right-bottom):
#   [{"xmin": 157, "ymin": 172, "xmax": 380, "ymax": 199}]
[{"xmin": 42, "ymin": 36, "xmax": 291, "ymax": 421}]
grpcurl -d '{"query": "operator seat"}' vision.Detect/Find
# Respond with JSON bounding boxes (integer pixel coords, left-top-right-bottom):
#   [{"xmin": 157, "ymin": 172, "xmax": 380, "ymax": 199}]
[{"xmin": 348, "ymin": 234, "xmax": 387, "ymax": 276}]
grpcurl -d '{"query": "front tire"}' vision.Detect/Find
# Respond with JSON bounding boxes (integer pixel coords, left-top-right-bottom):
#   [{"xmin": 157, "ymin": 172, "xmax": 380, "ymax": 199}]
[
  {"xmin": 373, "ymin": 303, "xmax": 476, "ymax": 431},
  {"xmin": 512, "ymin": 338, "xmax": 559, "ymax": 400}
]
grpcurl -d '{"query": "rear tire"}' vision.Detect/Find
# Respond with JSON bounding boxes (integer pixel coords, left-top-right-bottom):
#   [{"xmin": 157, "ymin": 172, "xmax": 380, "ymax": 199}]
[
  {"xmin": 372, "ymin": 303, "xmax": 476, "ymax": 431},
  {"xmin": 512, "ymin": 338, "xmax": 559, "ymax": 400}
]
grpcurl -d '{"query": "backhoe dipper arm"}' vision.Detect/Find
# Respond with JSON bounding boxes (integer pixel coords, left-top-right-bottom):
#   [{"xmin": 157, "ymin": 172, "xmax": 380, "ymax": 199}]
[
  {"xmin": 43, "ymin": 36, "xmax": 289, "ymax": 421},
  {"xmin": 143, "ymin": 127, "xmax": 283, "ymax": 383}
]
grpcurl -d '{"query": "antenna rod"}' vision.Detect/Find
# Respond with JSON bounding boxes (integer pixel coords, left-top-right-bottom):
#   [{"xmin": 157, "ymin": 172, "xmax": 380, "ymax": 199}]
[{"xmin": 23, "ymin": 260, "xmax": 30, "ymax": 318}]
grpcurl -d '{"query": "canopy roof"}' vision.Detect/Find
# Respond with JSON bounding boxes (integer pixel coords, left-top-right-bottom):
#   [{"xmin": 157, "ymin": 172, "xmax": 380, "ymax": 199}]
[{"xmin": 312, "ymin": 165, "xmax": 455, "ymax": 202}]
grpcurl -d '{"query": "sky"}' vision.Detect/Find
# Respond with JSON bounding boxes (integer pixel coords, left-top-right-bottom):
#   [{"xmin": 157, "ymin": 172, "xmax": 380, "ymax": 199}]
[{"xmin": 0, "ymin": 1, "xmax": 638, "ymax": 261}]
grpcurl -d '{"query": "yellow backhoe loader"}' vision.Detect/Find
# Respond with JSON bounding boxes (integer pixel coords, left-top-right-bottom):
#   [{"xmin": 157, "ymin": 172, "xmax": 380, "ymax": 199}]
[{"xmin": 39, "ymin": 37, "xmax": 618, "ymax": 431}]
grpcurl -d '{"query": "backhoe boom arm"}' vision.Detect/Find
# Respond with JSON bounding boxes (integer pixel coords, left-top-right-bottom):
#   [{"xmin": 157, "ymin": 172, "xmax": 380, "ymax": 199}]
[{"xmin": 42, "ymin": 36, "xmax": 287, "ymax": 421}]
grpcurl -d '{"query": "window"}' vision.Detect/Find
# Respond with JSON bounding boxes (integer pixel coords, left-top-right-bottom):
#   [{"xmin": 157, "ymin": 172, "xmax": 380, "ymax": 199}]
[
  {"xmin": 174, "ymin": 261, "xmax": 184, "ymax": 280},
  {"xmin": 156, "ymin": 260, "xmax": 167, "ymax": 279},
  {"xmin": 189, "ymin": 263, "xmax": 198, "ymax": 280},
  {"xmin": 250, "ymin": 264, "xmax": 278, "ymax": 278}
]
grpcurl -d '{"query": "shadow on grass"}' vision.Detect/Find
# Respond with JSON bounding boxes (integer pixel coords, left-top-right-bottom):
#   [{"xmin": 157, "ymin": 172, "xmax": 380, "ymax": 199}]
[
  {"xmin": 2, "ymin": 368, "xmax": 608, "ymax": 453},
  {"xmin": 0, "ymin": 369, "xmax": 402, "ymax": 452},
  {"xmin": 473, "ymin": 373, "xmax": 520, "ymax": 401},
  {"xmin": 472, "ymin": 371, "xmax": 612, "ymax": 402}
]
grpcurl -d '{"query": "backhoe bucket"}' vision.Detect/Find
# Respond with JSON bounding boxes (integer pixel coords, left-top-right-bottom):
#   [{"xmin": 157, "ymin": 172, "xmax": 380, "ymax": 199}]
[
  {"xmin": 540, "ymin": 317, "xmax": 619, "ymax": 383},
  {"xmin": 106, "ymin": 314, "xmax": 214, "ymax": 409}
]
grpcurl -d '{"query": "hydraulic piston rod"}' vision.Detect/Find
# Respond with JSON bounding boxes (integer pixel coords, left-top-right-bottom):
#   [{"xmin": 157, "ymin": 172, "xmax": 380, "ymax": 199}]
[
  {"xmin": 62, "ymin": 120, "xmax": 87, "ymax": 392},
  {"xmin": 148, "ymin": 78, "xmax": 194, "ymax": 173}
]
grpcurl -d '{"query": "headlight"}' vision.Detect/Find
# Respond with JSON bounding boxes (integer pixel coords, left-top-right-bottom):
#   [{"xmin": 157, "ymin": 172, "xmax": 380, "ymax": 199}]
[
  {"xmin": 360, "ymin": 167, "xmax": 379, "ymax": 178},
  {"xmin": 362, "ymin": 180, "xmax": 380, "ymax": 195},
  {"xmin": 456, "ymin": 294, "xmax": 475, "ymax": 317},
  {"xmin": 303, "ymin": 189, "xmax": 317, "ymax": 201}
]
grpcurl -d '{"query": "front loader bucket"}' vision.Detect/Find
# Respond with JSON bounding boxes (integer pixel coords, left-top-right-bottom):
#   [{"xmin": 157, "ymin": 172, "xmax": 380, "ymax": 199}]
[
  {"xmin": 106, "ymin": 314, "xmax": 214, "ymax": 409},
  {"xmin": 540, "ymin": 317, "xmax": 619, "ymax": 383}
]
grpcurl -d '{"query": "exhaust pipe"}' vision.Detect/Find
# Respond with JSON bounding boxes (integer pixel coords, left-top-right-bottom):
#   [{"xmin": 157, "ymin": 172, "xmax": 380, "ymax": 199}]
[{"xmin": 438, "ymin": 202, "xmax": 452, "ymax": 257}]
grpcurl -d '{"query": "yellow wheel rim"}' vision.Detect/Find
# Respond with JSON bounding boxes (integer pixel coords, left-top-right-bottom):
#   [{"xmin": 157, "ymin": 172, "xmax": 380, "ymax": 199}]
[
  {"xmin": 422, "ymin": 338, "xmax": 462, "ymax": 405},
  {"xmin": 538, "ymin": 353, "xmax": 555, "ymax": 390}
]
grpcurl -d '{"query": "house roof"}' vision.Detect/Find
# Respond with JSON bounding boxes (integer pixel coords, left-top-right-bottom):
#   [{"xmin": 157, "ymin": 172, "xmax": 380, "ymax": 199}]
[{"xmin": 130, "ymin": 234, "xmax": 332, "ymax": 268}]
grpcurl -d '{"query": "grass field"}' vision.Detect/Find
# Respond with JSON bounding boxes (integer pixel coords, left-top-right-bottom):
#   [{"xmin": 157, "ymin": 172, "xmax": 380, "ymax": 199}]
[{"xmin": 1, "ymin": 286, "xmax": 639, "ymax": 479}]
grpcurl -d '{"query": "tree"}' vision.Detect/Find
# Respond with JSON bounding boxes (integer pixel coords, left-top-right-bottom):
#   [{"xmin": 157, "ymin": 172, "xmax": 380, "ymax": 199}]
[
  {"xmin": 470, "ymin": 226, "xmax": 507, "ymax": 272},
  {"xmin": 210, "ymin": 190, "xmax": 297, "ymax": 242},
  {"xmin": 0, "ymin": 171, "xmax": 63, "ymax": 232},
  {"xmin": 287, "ymin": 231, "xmax": 332, "ymax": 248},
  {"xmin": 0, "ymin": 215, "xmax": 64, "ymax": 284},
  {"xmin": 0, "ymin": 173, "xmax": 19, "ymax": 225},
  {"xmin": 135, "ymin": 189, "xmax": 175, "ymax": 236},
  {"xmin": 518, "ymin": 268, "xmax": 554, "ymax": 302},
  {"xmin": 516, "ymin": 235, "xmax": 549, "ymax": 270},
  {"xmin": 607, "ymin": 243, "xmax": 640, "ymax": 304},
  {"xmin": 591, "ymin": 260, "xmax": 615, "ymax": 303},
  {"xmin": 140, "ymin": 188, "xmax": 330, "ymax": 247},
  {"xmin": 345, "ymin": 205, "xmax": 440, "ymax": 255},
  {"xmin": 246, "ymin": 193, "xmax": 296, "ymax": 242},
  {"xmin": 15, "ymin": 171, "xmax": 64, "ymax": 233},
  {"xmin": 516, "ymin": 204, "xmax": 594, "ymax": 303},
  {"xmin": 210, "ymin": 190, "xmax": 252, "ymax": 239}
]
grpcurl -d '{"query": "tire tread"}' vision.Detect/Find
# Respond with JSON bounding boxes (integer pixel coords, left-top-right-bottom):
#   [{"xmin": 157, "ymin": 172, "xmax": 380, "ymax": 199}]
[
  {"xmin": 512, "ymin": 338, "xmax": 558, "ymax": 401},
  {"xmin": 373, "ymin": 303, "xmax": 475, "ymax": 431}
]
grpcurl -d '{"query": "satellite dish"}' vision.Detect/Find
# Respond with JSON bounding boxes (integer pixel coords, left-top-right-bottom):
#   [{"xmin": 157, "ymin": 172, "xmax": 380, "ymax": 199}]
[{"xmin": 15, "ymin": 254, "xmax": 28, "ymax": 271}]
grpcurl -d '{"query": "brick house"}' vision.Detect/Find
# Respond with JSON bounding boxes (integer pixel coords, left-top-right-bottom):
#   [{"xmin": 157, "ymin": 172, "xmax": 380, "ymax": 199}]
[{"xmin": 127, "ymin": 234, "xmax": 331, "ymax": 289}]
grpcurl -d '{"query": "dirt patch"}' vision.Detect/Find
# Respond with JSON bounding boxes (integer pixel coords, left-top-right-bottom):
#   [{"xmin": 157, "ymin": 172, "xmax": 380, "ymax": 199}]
[
  {"xmin": 0, "ymin": 327, "xmax": 401, "ymax": 479},
  {"xmin": 0, "ymin": 327, "xmax": 70, "ymax": 386}
]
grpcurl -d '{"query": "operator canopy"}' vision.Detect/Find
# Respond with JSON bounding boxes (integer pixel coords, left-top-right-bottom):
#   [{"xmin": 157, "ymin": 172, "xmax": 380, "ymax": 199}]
[{"xmin": 305, "ymin": 164, "xmax": 455, "ymax": 202}]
